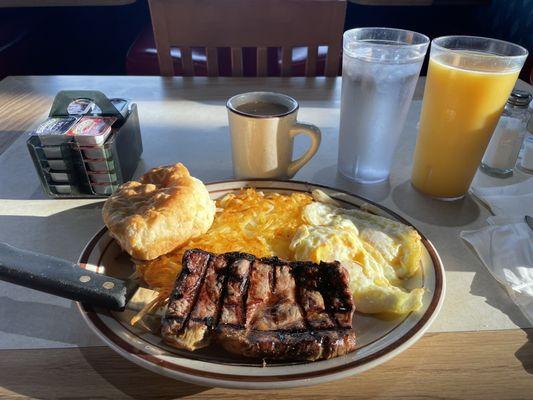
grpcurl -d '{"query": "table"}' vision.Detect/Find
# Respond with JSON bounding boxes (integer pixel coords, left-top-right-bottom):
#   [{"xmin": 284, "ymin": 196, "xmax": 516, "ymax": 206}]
[{"xmin": 0, "ymin": 75, "xmax": 532, "ymax": 399}]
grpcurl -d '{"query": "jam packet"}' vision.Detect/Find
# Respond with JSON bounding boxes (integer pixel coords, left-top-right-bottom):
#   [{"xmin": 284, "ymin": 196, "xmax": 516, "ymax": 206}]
[
  {"xmin": 67, "ymin": 116, "xmax": 117, "ymax": 146},
  {"xmin": 33, "ymin": 116, "xmax": 79, "ymax": 145}
]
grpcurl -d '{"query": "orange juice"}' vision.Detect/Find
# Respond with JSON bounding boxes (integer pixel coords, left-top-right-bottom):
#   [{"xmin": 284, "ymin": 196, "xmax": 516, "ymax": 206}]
[{"xmin": 411, "ymin": 56, "xmax": 520, "ymax": 198}]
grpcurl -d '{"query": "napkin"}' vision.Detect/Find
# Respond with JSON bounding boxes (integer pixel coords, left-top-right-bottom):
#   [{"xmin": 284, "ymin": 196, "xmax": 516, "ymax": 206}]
[
  {"xmin": 461, "ymin": 178, "xmax": 533, "ymax": 324},
  {"xmin": 461, "ymin": 217, "xmax": 533, "ymax": 323},
  {"xmin": 470, "ymin": 178, "xmax": 533, "ymax": 216}
]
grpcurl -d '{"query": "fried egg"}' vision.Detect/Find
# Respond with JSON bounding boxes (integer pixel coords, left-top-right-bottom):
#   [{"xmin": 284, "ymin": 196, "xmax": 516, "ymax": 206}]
[{"xmin": 290, "ymin": 198, "xmax": 424, "ymax": 315}]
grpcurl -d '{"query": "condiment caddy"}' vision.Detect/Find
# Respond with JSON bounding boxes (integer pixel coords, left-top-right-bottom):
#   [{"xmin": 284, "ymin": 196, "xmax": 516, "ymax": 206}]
[{"xmin": 27, "ymin": 90, "xmax": 143, "ymax": 198}]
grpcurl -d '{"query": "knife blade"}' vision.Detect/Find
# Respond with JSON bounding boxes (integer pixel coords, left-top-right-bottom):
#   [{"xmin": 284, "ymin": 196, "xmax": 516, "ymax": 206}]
[{"xmin": 0, "ymin": 242, "xmax": 153, "ymax": 311}]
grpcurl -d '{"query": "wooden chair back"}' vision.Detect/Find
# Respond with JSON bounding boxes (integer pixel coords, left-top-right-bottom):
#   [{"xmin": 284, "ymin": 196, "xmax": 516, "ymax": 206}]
[{"xmin": 148, "ymin": 0, "xmax": 346, "ymax": 77}]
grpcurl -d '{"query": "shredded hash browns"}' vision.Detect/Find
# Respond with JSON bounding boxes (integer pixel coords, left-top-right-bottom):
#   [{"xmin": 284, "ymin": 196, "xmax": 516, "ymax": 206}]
[{"xmin": 136, "ymin": 189, "xmax": 312, "ymax": 298}]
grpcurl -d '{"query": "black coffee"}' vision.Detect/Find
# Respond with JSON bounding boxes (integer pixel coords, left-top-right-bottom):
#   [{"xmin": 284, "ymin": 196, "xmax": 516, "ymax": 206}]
[{"xmin": 235, "ymin": 101, "xmax": 291, "ymax": 116}]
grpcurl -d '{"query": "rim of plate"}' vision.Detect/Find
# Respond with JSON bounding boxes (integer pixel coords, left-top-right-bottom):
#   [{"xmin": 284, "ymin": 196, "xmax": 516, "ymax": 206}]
[{"xmin": 77, "ymin": 179, "xmax": 445, "ymax": 389}]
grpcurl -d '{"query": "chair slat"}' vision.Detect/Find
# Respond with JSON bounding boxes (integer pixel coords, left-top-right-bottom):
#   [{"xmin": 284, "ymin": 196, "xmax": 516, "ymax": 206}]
[
  {"xmin": 281, "ymin": 47, "xmax": 292, "ymax": 77},
  {"xmin": 157, "ymin": 48, "xmax": 174, "ymax": 76},
  {"xmin": 206, "ymin": 47, "xmax": 218, "ymax": 77},
  {"xmin": 148, "ymin": 0, "xmax": 173, "ymax": 76},
  {"xmin": 180, "ymin": 47, "xmax": 194, "ymax": 76},
  {"xmin": 257, "ymin": 47, "xmax": 268, "ymax": 77},
  {"xmin": 231, "ymin": 47, "xmax": 243, "ymax": 77},
  {"xmin": 325, "ymin": 43, "xmax": 341, "ymax": 77},
  {"xmin": 306, "ymin": 45, "xmax": 318, "ymax": 77}
]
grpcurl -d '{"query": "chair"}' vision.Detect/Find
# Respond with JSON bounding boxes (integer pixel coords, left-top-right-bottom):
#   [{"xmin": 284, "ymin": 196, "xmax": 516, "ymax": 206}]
[
  {"xmin": 125, "ymin": 28, "xmax": 331, "ymax": 77},
  {"xmin": 147, "ymin": 0, "xmax": 346, "ymax": 77}
]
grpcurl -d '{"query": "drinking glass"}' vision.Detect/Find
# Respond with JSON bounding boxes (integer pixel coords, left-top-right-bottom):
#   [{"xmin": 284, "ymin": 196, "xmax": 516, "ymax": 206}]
[
  {"xmin": 338, "ymin": 27, "xmax": 429, "ymax": 183},
  {"xmin": 411, "ymin": 36, "xmax": 528, "ymax": 200}
]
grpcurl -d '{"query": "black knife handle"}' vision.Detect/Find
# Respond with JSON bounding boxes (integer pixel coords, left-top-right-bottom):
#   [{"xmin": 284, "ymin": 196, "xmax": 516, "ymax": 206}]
[{"xmin": 0, "ymin": 242, "xmax": 135, "ymax": 311}]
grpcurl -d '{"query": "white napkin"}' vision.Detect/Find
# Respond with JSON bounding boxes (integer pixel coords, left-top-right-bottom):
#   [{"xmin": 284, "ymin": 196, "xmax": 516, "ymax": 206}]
[
  {"xmin": 470, "ymin": 178, "xmax": 533, "ymax": 216},
  {"xmin": 461, "ymin": 217, "xmax": 533, "ymax": 323},
  {"xmin": 461, "ymin": 178, "xmax": 533, "ymax": 324}
]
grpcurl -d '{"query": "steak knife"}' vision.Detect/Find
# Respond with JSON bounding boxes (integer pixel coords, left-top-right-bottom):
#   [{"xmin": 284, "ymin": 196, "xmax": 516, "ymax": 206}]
[{"xmin": 0, "ymin": 242, "xmax": 146, "ymax": 311}]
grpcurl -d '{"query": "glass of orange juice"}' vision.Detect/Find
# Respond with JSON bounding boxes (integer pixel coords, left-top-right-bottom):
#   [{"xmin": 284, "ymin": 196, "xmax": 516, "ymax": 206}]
[{"xmin": 411, "ymin": 36, "xmax": 528, "ymax": 200}]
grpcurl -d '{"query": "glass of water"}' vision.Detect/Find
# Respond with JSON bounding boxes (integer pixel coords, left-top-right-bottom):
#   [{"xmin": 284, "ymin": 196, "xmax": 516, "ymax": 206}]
[{"xmin": 338, "ymin": 27, "xmax": 429, "ymax": 183}]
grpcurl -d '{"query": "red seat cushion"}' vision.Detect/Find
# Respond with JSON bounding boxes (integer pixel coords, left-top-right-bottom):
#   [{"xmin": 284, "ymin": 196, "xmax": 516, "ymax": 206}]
[
  {"xmin": 126, "ymin": 26, "xmax": 209, "ymax": 76},
  {"xmin": 126, "ymin": 25, "xmax": 332, "ymax": 76}
]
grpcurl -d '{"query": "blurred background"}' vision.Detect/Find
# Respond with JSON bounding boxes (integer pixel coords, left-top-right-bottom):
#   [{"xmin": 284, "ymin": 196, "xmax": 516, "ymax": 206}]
[{"xmin": 0, "ymin": 0, "xmax": 531, "ymax": 81}]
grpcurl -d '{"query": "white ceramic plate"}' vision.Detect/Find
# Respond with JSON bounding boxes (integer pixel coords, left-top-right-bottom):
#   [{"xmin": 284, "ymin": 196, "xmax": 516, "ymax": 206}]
[{"xmin": 77, "ymin": 180, "xmax": 445, "ymax": 389}]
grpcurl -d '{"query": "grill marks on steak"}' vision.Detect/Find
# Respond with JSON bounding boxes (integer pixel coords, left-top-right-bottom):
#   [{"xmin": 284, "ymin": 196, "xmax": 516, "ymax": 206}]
[
  {"xmin": 161, "ymin": 250, "xmax": 211, "ymax": 349},
  {"xmin": 245, "ymin": 260, "xmax": 306, "ymax": 331},
  {"xmin": 220, "ymin": 257, "xmax": 253, "ymax": 327},
  {"xmin": 161, "ymin": 250, "xmax": 356, "ymax": 361},
  {"xmin": 183, "ymin": 253, "xmax": 228, "ymax": 349},
  {"xmin": 323, "ymin": 261, "xmax": 354, "ymax": 329}
]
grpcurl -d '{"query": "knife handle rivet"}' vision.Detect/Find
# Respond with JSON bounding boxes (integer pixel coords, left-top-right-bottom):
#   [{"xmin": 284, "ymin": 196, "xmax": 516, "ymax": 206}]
[
  {"xmin": 103, "ymin": 281, "xmax": 115, "ymax": 290},
  {"xmin": 79, "ymin": 275, "xmax": 91, "ymax": 283}
]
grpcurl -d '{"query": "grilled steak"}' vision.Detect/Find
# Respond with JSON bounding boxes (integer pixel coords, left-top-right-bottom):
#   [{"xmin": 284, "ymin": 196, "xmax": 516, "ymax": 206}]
[{"xmin": 161, "ymin": 249, "xmax": 356, "ymax": 361}]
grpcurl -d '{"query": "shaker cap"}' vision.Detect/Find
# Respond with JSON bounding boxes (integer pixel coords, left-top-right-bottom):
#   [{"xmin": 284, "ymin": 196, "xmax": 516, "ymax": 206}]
[{"xmin": 508, "ymin": 90, "xmax": 532, "ymax": 107}]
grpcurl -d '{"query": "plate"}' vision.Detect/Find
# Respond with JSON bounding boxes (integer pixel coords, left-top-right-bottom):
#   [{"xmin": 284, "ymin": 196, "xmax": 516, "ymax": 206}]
[{"xmin": 77, "ymin": 180, "xmax": 445, "ymax": 389}]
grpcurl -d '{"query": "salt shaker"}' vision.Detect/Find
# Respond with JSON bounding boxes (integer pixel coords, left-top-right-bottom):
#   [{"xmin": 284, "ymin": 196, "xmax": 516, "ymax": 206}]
[{"xmin": 480, "ymin": 90, "xmax": 532, "ymax": 177}]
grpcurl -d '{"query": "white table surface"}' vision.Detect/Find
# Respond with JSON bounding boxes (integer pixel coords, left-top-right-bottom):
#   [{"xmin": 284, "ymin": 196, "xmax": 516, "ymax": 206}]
[{"xmin": 0, "ymin": 75, "xmax": 532, "ymax": 350}]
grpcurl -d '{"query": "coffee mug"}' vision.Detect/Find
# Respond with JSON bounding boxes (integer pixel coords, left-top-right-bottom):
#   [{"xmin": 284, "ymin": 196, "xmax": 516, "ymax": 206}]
[{"xmin": 227, "ymin": 92, "xmax": 321, "ymax": 179}]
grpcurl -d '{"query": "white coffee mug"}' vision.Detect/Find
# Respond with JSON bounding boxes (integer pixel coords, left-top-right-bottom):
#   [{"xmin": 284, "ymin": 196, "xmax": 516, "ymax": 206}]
[{"xmin": 227, "ymin": 92, "xmax": 321, "ymax": 179}]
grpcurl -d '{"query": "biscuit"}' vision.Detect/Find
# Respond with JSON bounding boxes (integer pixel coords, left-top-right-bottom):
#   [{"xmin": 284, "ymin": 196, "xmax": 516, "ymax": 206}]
[{"xmin": 102, "ymin": 163, "xmax": 215, "ymax": 260}]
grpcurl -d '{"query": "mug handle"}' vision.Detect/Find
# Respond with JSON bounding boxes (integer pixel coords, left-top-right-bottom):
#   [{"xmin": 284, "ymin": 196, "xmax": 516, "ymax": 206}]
[{"xmin": 287, "ymin": 122, "xmax": 321, "ymax": 178}]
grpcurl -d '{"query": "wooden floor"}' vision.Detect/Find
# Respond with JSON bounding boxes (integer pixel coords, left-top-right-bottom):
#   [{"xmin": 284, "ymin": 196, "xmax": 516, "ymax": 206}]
[{"xmin": 0, "ymin": 329, "xmax": 532, "ymax": 400}]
